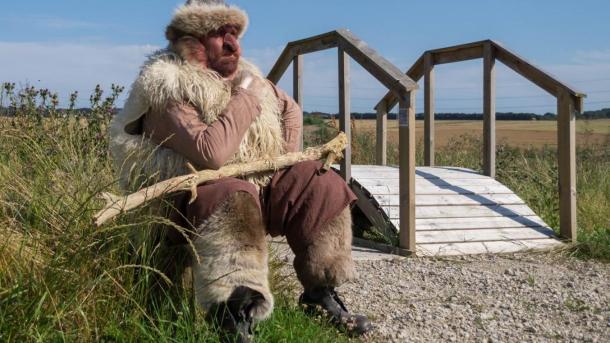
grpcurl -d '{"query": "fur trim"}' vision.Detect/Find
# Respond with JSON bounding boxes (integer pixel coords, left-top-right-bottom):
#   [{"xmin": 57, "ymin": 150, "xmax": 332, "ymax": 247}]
[
  {"xmin": 192, "ymin": 192, "xmax": 273, "ymax": 321},
  {"xmin": 166, "ymin": 3, "xmax": 248, "ymax": 41},
  {"xmin": 293, "ymin": 207, "xmax": 357, "ymax": 290},
  {"xmin": 109, "ymin": 49, "xmax": 285, "ymax": 189}
]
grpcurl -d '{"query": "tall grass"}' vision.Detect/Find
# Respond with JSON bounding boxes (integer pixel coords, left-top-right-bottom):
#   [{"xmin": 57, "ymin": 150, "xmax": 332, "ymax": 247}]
[
  {"xmin": 309, "ymin": 120, "xmax": 609, "ymax": 261},
  {"xmin": 0, "ymin": 85, "xmax": 353, "ymax": 342}
]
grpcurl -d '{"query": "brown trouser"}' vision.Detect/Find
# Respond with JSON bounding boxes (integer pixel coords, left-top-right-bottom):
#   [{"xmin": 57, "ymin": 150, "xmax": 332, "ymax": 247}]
[
  {"xmin": 179, "ymin": 161, "xmax": 357, "ymax": 317},
  {"xmin": 173, "ymin": 160, "xmax": 357, "ymax": 253}
]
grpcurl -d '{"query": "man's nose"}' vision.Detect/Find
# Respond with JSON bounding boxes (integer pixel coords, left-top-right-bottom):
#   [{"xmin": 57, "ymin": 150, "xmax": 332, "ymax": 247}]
[{"xmin": 223, "ymin": 33, "xmax": 238, "ymax": 51}]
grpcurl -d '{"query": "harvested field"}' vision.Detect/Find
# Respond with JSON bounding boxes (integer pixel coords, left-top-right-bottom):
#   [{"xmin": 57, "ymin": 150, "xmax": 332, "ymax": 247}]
[{"xmin": 347, "ymin": 119, "xmax": 610, "ymax": 148}]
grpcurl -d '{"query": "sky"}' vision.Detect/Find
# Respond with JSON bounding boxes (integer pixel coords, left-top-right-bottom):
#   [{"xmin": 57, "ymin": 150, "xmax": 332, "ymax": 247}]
[{"xmin": 1, "ymin": 0, "xmax": 610, "ymax": 114}]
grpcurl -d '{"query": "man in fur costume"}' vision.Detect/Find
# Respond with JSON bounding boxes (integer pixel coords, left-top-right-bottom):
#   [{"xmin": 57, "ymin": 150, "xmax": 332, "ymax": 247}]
[{"xmin": 109, "ymin": 0, "xmax": 372, "ymax": 340}]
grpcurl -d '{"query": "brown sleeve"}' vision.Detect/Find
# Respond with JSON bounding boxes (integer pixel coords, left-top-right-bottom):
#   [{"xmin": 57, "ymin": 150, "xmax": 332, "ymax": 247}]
[
  {"xmin": 142, "ymin": 88, "xmax": 261, "ymax": 170},
  {"xmin": 268, "ymin": 81, "xmax": 303, "ymax": 152}
]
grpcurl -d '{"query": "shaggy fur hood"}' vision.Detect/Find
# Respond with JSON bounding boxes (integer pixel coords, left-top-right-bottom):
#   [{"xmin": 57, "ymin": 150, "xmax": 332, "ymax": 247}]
[
  {"xmin": 109, "ymin": 49, "xmax": 285, "ymax": 190},
  {"xmin": 165, "ymin": 1, "xmax": 248, "ymax": 42}
]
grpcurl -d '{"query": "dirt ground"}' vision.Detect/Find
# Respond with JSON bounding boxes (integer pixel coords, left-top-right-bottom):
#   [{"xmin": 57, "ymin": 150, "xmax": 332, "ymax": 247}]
[{"xmin": 334, "ymin": 119, "xmax": 610, "ymax": 148}]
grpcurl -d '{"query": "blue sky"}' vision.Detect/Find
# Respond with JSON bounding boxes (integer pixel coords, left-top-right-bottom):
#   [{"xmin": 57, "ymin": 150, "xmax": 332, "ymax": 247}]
[{"xmin": 1, "ymin": 0, "xmax": 609, "ymax": 114}]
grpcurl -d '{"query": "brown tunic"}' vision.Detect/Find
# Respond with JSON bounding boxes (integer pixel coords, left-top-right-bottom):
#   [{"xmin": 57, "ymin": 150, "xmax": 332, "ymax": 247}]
[{"xmin": 142, "ymin": 81, "xmax": 302, "ymax": 169}]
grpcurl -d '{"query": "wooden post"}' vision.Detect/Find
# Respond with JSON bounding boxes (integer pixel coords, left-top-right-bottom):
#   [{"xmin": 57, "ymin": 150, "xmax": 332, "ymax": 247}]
[
  {"xmin": 376, "ymin": 101, "xmax": 387, "ymax": 165},
  {"xmin": 424, "ymin": 52, "xmax": 435, "ymax": 166},
  {"xmin": 557, "ymin": 90, "xmax": 577, "ymax": 241},
  {"xmin": 398, "ymin": 91, "xmax": 416, "ymax": 253},
  {"xmin": 293, "ymin": 55, "xmax": 304, "ymax": 151},
  {"xmin": 483, "ymin": 42, "xmax": 496, "ymax": 178},
  {"xmin": 338, "ymin": 48, "xmax": 351, "ymax": 182}
]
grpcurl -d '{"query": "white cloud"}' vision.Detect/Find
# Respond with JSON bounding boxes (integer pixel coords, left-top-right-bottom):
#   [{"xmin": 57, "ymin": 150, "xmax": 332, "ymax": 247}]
[
  {"xmin": 2, "ymin": 41, "xmax": 608, "ymax": 113},
  {"xmin": 573, "ymin": 49, "xmax": 610, "ymax": 64},
  {"xmin": 0, "ymin": 41, "xmax": 160, "ymax": 107}
]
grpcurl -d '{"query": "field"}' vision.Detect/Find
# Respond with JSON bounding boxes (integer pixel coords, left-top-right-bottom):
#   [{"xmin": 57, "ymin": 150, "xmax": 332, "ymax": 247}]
[{"xmin": 351, "ymin": 119, "xmax": 610, "ymax": 148}]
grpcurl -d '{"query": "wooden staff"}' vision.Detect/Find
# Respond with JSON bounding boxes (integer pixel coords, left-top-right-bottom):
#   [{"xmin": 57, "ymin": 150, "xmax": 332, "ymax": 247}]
[{"xmin": 93, "ymin": 132, "xmax": 347, "ymax": 227}]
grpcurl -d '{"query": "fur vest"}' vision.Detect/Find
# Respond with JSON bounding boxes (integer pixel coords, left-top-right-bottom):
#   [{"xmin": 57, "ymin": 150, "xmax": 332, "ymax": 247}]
[{"xmin": 109, "ymin": 49, "xmax": 285, "ymax": 191}]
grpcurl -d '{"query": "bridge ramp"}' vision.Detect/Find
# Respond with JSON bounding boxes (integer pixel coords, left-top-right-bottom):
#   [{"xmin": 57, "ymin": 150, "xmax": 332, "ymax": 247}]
[{"xmin": 349, "ymin": 165, "xmax": 563, "ymax": 256}]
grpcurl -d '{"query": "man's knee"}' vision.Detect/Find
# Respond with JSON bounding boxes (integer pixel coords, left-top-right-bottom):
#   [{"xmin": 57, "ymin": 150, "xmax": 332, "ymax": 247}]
[
  {"xmin": 195, "ymin": 177, "xmax": 258, "ymax": 201},
  {"xmin": 288, "ymin": 160, "xmax": 324, "ymax": 174},
  {"xmin": 187, "ymin": 177, "xmax": 260, "ymax": 227},
  {"xmin": 287, "ymin": 160, "xmax": 347, "ymax": 193}
]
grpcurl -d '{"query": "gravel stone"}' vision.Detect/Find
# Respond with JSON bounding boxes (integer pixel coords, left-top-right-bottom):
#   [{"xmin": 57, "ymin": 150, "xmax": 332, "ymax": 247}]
[{"xmin": 328, "ymin": 252, "xmax": 609, "ymax": 342}]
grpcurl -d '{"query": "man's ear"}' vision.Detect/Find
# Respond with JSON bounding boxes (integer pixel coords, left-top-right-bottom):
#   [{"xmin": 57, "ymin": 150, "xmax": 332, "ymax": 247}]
[{"xmin": 172, "ymin": 36, "xmax": 207, "ymax": 68}]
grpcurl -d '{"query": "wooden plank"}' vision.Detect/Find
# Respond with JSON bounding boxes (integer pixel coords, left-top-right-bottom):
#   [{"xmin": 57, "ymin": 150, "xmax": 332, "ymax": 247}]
[
  {"xmin": 293, "ymin": 54, "xmax": 304, "ymax": 151},
  {"xmin": 364, "ymin": 184, "xmax": 514, "ymax": 196},
  {"xmin": 418, "ymin": 166, "xmax": 482, "ymax": 174},
  {"xmin": 427, "ymin": 40, "xmax": 488, "ymax": 56},
  {"xmin": 416, "ymin": 227, "xmax": 557, "ymax": 244},
  {"xmin": 351, "ymin": 165, "xmax": 485, "ymax": 178},
  {"xmin": 375, "ymin": 193, "xmax": 525, "ymax": 207},
  {"xmin": 424, "ymin": 52, "xmax": 435, "ymax": 166},
  {"xmin": 267, "ymin": 31, "xmax": 338, "ymax": 84},
  {"xmin": 411, "ymin": 216, "xmax": 548, "ymax": 231},
  {"xmin": 374, "ymin": 39, "xmax": 585, "ymax": 117},
  {"xmin": 386, "ymin": 204, "xmax": 537, "ymax": 219},
  {"xmin": 338, "ymin": 47, "xmax": 351, "ymax": 181},
  {"xmin": 351, "ymin": 183, "xmax": 396, "ymax": 238},
  {"xmin": 360, "ymin": 185, "xmax": 394, "ymax": 195},
  {"xmin": 493, "ymin": 41, "xmax": 585, "ymax": 99},
  {"xmin": 398, "ymin": 91, "xmax": 416, "ymax": 252},
  {"xmin": 375, "ymin": 101, "xmax": 387, "ymax": 165},
  {"xmin": 352, "ymin": 170, "xmax": 488, "ymax": 179},
  {"xmin": 357, "ymin": 177, "xmax": 504, "ymax": 187},
  {"xmin": 417, "ymin": 238, "xmax": 563, "ymax": 256},
  {"xmin": 374, "ymin": 41, "xmax": 487, "ymax": 111},
  {"xmin": 267, "ymin": 46, "xmax": 294, "ymax": 84},
  {"xmin": 268, "ymin": 29, "xmax": 419, "ymax": 102},
  {"xmin": 374, "ymin": 54, "xmax": 424, "ymax": 111},
  {"xmin": 483, "ymin": 42, "xmax": 496, "ymax": 178},
  {"xmin": 557, "ymin": 90, "xmax": 577, "ymax": 241},
  {"xmin": 351, "ymin": 165, "xmax": 481, "ymax": 175},
  {"xmin": 337, "ymin": 29, "xmax": 418, "ymax": 95},
  {"xmin": 288, "ymin": 31, "xmax": 339, "ymax": 56},
  {"xmin": 433, "ymin": 45, "xmax": 484, "ymax": 65},
  {"xmin": 352, "ymin": 238, "xmax": 411, "ymax": 257}
]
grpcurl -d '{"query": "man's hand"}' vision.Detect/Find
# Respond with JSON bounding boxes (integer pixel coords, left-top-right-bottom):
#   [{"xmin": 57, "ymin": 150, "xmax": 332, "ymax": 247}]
[
  {"xmin": 233, "ymin": 71, "xmax": 265, "ymax": 98},
  {"xmin": 174, "ymin": 36, "xmax": 207, "ymax": 68}
]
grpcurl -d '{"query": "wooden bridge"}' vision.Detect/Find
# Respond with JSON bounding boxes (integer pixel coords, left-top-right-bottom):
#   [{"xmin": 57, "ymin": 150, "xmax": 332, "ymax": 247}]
[{"xmin": 268, "ymin": 30, "xmax": 586, "ymax": 256}]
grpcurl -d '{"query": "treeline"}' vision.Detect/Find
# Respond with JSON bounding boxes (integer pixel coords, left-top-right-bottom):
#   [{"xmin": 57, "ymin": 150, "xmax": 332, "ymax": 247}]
[{"xmin": 304, "ymin": 108, "xmax": 610, "ymax": 120}]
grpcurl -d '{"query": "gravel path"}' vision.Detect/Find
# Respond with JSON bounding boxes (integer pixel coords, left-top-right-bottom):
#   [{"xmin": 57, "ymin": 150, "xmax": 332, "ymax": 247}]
[{"xmin": 333, "ymin": 253, "xmax": 610, "ymax": 342}]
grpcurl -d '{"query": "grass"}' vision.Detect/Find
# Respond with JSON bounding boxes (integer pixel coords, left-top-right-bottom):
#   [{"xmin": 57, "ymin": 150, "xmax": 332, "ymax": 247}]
[
  {"xmin": 0, "ymin": 85, "xmax": 355, "ymax": 342},
  {"xmin": 1, "ymin": 82, "xmax": 608, "ymax": 340},
  {"xmin": 308, "ymin": 119, "xmax": 610, "ymax": 261}
]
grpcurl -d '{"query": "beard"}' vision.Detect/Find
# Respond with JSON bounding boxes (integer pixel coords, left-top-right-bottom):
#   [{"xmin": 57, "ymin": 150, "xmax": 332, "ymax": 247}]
[{"xmin": 209, "ymin": 54, "xmax": 240, "ymax": 78}]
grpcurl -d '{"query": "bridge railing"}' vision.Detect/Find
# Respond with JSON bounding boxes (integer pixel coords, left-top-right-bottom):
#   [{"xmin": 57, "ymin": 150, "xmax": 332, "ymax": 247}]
[
  {"xmin": 267, "ymin": 29, "xmax": 420, "ymax": 253},
  {"xmin": 373, "ymin": 39, "xmax": 586, "ymax": 242}
]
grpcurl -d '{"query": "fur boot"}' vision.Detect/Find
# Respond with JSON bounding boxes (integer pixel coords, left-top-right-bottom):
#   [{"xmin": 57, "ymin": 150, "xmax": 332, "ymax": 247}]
[
  {"xmin": 192, "ymin": 192, "xmax": 273, "ymax": 321},
  {"xmin": 293, "ymin": 207, "xmax": 357, "ymax": 290}
]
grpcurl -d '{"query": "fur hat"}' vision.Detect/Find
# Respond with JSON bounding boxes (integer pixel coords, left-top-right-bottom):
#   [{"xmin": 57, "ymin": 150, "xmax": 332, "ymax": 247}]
[{"xmin": 165, "ymin": 0, "xmax": 249, "ymax": 42}]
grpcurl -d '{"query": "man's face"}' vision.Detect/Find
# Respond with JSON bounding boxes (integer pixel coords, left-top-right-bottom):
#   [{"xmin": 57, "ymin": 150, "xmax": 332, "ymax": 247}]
[{"xmin": 202, "ymin": 25, "xmax": 241, "ymax": 78}]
